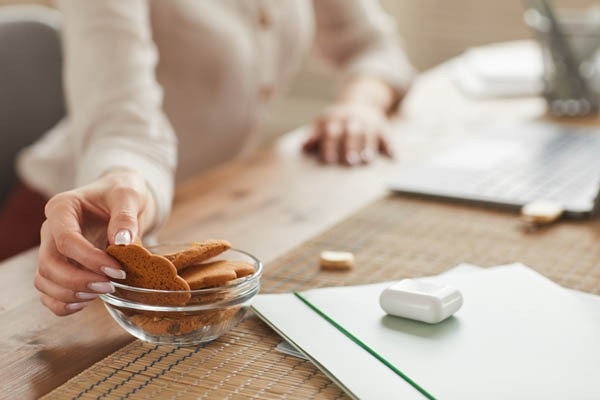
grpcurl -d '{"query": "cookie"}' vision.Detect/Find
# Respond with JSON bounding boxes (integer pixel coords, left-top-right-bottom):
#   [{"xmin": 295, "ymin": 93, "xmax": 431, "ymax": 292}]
[
  {"xmin": 163, "ymin": 239, "xmax": 232, "ymax": 271},
  {"xmin": 319, "ymin": 250, "xmax": 354, "ymax": 271},
  {"xmin": 106, "ymin": 243, "xmax": 191, "ymax": 306},
  {"xmin": 129, "ymin": 307, "xmax": 243, "ymax": 336},
  {"xmin": 179, "ymin": 260, "xmax": 256, "ymax": 289}
]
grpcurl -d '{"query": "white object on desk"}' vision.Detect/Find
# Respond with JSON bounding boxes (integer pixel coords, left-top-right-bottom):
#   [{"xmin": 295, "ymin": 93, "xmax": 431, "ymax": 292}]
[
  {"xmin": 252, "ymin": 263, "xmax": 600, "ymax": 400},
  {"xmin": 452, "ymin": 40, "xmax": 544, "ymax": 98},
  {"xmin": 319, "ymin": 250, "xmax": 355, "ymax": 270},
  {"xmin": 379, "ymin": 279, "xmax": 463, "ymax": 324},
  {"xmin": 520, "ymin": 199, "xmax": 564, "ymax": 225}
]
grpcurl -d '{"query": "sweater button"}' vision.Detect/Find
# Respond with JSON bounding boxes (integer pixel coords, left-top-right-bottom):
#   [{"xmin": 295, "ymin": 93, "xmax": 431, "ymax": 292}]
[{"xmin": 258, "ymin": 9, "xmax": 271, "ymax": 28}]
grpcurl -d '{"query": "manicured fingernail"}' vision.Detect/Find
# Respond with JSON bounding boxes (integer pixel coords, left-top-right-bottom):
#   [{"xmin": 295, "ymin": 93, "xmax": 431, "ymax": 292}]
[
  {"xmin": 101, "ymin": 266, "xmax": 126, "ymax": 280},
  {"xmin": 114, "ymin": 229, "xmax": 132, "ymax": 245},
  {"xmin": 66, "ymin": 302, "xmax": 87, "ymax": 311},
  {"xmin": 360, "ymin": 149, "xmax": 375, "ymax": 162},
  {"xmin": 88, "ymin": 281, "xmax": 115, "ymax": 294},
  {"xmin": 76, "ymin": 292, "xmax": 100, "ymax": 300},
  {"xmin": 346, "ymin": 151, "xmax": 360, "ymax": 165}
]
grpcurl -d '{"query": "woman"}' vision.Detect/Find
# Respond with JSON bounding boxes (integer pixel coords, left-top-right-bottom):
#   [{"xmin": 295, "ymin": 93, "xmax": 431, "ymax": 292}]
[{"xmin": 4, "ymin": 1, "xmax": 414, "ymax": 315}]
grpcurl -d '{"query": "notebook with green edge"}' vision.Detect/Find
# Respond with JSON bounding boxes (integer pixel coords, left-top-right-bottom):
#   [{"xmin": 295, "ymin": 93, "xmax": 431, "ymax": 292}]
[{"xmin": 251, "ymin": 263, "xmax": 600, "ymax": 400}]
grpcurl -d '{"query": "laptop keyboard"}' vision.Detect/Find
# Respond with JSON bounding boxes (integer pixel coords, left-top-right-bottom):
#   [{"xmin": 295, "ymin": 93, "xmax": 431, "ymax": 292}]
[
  {"xmin": 389, "ymin": 121, "xmax": 600, "ymax": 216},
  {"xmin": 472, "ymin": 132, "xmax": 600, "ymax": 203}
]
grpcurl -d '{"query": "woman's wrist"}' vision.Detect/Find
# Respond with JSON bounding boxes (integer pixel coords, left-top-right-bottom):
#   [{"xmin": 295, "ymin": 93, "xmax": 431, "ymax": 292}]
[{"xmin": 336, "ymin": 75, "xmax": 404, "ymax": 116}]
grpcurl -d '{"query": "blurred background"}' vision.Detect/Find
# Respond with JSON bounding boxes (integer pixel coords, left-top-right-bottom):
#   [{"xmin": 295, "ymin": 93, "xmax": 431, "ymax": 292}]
[
  {"xmin": 1, "ymin": 0, "xmax": 596, "ymax": 143},
  {"xmin": 268, "ymin": 0, "xmax": 597, "ymax": 142}
]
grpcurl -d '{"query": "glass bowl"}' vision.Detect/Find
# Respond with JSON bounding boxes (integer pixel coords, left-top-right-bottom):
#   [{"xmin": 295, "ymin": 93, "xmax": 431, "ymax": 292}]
[{"xmin": 100, "ymin": 246, "xmax": 263, "ymax": 346}]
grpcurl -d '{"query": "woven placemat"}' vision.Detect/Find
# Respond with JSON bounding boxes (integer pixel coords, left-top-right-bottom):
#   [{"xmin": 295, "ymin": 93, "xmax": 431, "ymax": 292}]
[{"xmin": 44, "ymin": 195, "xmax": 600, "ymax": 399}]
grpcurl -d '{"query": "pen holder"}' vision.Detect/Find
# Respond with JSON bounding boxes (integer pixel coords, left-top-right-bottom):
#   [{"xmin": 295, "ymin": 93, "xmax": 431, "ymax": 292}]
[{"xmin": 524, "ymin": 2, "xmax": 600, "ymax": 117}]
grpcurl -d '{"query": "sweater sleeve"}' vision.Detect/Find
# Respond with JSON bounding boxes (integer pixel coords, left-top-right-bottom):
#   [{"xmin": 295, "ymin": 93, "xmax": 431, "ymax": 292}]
[
  {"xmin": 312, "ymin": 0, "xmax": 416, "ymax": 103},
  {"xmin": 58, "ymin": 0, "xmax": 176, "ymax": 233}
]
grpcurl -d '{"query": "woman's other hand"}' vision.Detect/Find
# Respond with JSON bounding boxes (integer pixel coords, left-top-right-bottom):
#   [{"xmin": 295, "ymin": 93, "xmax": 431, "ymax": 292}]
[
  {"xmin": 34, "ymin": 170, "xmax": 156, "ymax": 316},
  {"xmin": 303, "ymin": 102, "xmax": 393, "ymax": 165},
  {"xmin": 302, "ymin": 75, "xmax": 404, "ymax": 166}
]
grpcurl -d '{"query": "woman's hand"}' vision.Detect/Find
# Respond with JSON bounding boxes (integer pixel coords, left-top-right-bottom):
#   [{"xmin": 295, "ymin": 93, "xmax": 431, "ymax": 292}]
[
  {"xmin": 34, "ymin": 169, "xmax": 156, "ymax": 316},
  {"xmin": 302, "ymin": 102, "xmax": 394, "ymax": 166},
  {"xmin": 302, "ymin": 75, "xmax": 404, "ymax": 166}
]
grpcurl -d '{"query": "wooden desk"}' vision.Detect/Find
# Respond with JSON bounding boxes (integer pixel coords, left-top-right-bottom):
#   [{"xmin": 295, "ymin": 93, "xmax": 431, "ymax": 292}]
[{"xmin": 0, "ymin": 58, "xmax": 589, "ymax": 399}]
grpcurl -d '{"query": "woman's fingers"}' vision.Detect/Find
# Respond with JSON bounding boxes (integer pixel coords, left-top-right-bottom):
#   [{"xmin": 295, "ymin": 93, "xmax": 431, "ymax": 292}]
[
  {"xmin": 361, "ymin": 125, "xmax": 378, "ymax": 163},
  {"xmin": 302, "ymin": 126, "xmax": 321, "ymax": 153},
  {"xmin": 35, "ymin": 248, "xmax": 114, "ymax": 317},
  {"xmin": 36, "ymin": 247, "xmax": 114, "ymax": 299},
  {"xmin": 35, "ymin": 170, "xmax": 157, "ymax": 316},
  {"xmin": 39, "ymin": 293, "xmax": 87, "ymax": 317},
  {"xmin": 378, "ymin": 130, "xmax": 395, "ymax": 158},
  {"xmin": 37, "ymin": 221, "xmax": 116, "ymax": 316},
  {"xmin": 342, "ymin": 119, "xmax": 363, "ymax": 166},
  {"xmin": 307, "ymin": 103, "xmax": 392, "ymax": 166},
  {"xmin": 105, "ymin": 181, "xmax": 147, "ymax": 246},
  {"xmin": 319, "ymin": 120, "xmax": 343, "ymax": 164},
  {"xmin": 34, "ymin": 270, "xmax": 108, "ymax": 306},
  {"xmin": 104, "ymin": 170, "xmax": 157, "ymax": 247},
  {"xmin": 43, "ymin": 197, "xmax": 124, "ymax": 277}
]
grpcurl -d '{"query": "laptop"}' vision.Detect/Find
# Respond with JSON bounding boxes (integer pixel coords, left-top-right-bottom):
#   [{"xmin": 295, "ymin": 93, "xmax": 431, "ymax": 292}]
[{"xmin": 388, "ymin": 121, "xmax": 600, "ymax": 218}]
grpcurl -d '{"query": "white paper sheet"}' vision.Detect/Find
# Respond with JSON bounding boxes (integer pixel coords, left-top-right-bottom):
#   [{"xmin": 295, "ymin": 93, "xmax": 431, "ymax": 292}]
[{"xmin": 252, "ymin": 264, "xmax": 600, "ymax": 400}]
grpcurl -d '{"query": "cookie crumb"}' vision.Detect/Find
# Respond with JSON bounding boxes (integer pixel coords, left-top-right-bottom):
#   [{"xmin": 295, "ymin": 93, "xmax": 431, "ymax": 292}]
[
  {"xmin": 319, "ymin": 251, "xmax": 354, "ymax": 271},
  {"xmin": 520, "ymin": 200, "xmax": 564, "ymax": 226}
]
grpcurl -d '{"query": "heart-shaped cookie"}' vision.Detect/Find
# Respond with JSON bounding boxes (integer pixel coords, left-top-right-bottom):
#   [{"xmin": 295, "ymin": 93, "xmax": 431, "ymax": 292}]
[{"xmin": 107, "ymin": 244, "xmax": 191, "ymax": 306}]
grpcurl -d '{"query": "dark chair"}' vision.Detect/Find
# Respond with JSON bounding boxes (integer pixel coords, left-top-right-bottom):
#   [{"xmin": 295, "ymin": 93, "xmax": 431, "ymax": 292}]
[{"xmin": 0, "ymin": 5, "xmax": 64, "ymax": 207}]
